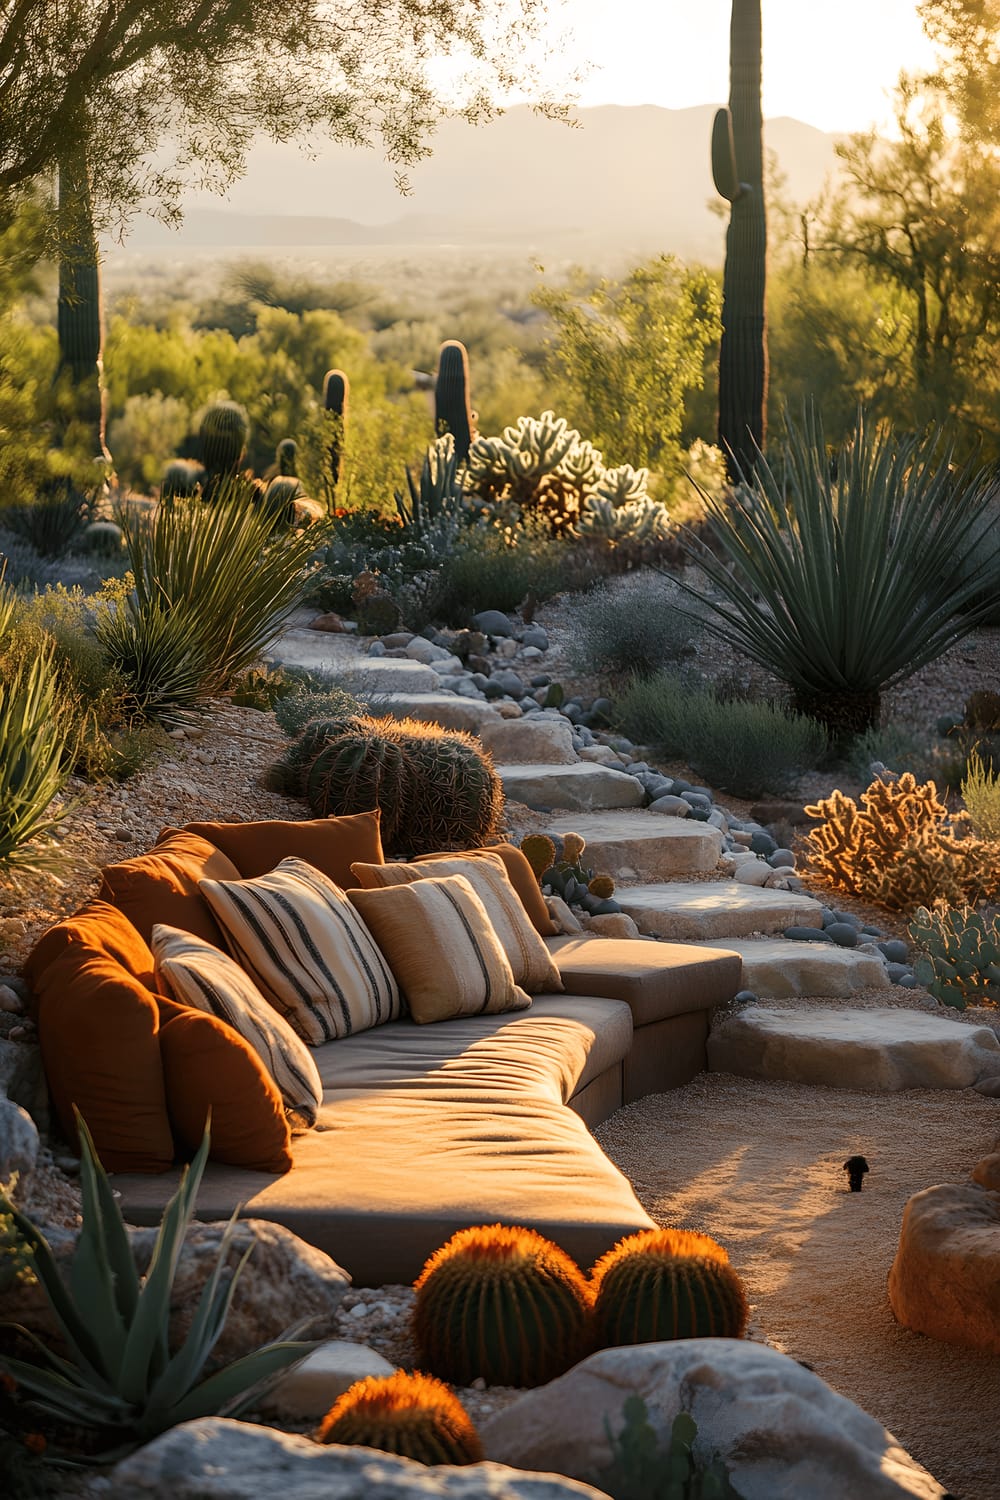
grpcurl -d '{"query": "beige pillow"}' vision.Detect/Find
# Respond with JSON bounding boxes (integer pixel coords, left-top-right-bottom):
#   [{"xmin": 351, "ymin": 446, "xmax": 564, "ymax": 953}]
[
  {"xmin": 152, "ymin": 923, "xmax": 324, "ymax": 1131},
  {"xmin": 347, "ymin": 875, "xmax": 532, "ymax": 1025},
  {"xmin": 199, "ymin": 857, "xmax": 402, "ymax": 1046},
  {"xmin": 350, "ymin": 852, "xmax": 564, "ymax": 995}
]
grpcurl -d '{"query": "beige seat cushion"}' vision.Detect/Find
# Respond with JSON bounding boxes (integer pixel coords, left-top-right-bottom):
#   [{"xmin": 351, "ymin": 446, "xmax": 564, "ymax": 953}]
[
  {"xmin": 113, "ymin": 995, "xmax": 652, "ymax": 1285},
  {"xmin": 547, "ymin": 935, "xmax": 742, "ymax": 1027}
]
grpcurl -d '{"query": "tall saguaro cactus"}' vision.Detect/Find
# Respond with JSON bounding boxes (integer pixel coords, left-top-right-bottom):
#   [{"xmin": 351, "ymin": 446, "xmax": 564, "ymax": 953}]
[
  {"xmin": 434, "ymin": 340, "xmax": 474, "ymax": 463},
  {"xmin": 713, "ymin": 0, "xmax": 767, "ymax": 482},
  {"xmin": 56, "ymin": 134, "xmax": 110, "ymax": 466}
]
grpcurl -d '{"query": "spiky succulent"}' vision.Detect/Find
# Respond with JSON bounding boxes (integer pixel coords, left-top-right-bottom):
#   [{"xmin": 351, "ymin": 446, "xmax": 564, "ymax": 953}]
[
  {"xmin": 591, "ymin": 1228, "xmax": 749, "ymax": 1346},
  {"xmin": 908, "ymin": 904, "xmax": 1000, "ymax": 1010},
  {"xmin": 317, "ymin": 1370, "xmax": 483, "ymax": 1465},
  {"xmin": 520, "ymin": 833, "xmax": 557, "ymax": 881},
  {"xmin": 413, "ymin": 1224, "xmax": 592, "ymax": 1387}
]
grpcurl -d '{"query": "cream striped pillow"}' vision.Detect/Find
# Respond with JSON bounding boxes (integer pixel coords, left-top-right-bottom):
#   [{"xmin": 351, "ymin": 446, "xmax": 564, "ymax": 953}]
[
  {"xmin": 151, "ymin": 923, "xmax": 324, "ymax": 1130},
  {"xmin": 347, "ymin": 874, "xmax": 531, "ymax": 1024},
  {"xmin": 199, "ymin": 857, "xmax": 402, "ymax": 1046},
  {"xmin": 350, "ymin": 853, "xmax": 564, "ymax": 995}
]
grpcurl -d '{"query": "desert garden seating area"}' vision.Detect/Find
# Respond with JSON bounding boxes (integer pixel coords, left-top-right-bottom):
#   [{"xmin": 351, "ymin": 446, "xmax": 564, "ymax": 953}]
[{"xmin": 22, "ymin": 810, "xmax": 741, "ymax": 1287}]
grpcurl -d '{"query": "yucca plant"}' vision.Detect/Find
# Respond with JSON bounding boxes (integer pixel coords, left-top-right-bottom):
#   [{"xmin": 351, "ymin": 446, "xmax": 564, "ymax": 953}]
[
  {"xmin": 118, "ymin": 484, "xmax": 327, "ymax": 695},
  {"xmin": 95, "ymin": 597, "xmax": 208, "ymax": 727},
  {"xmin": 0, "ymin": 640, "xmax": 77, "ymax": 873},
  {"xmin": 0, "ymin": 1115, "xmax": 316, "ymax": 1461},
  {"xmin": 673, "ymin": 406, "xmax": 1000, "ymax": 741}
]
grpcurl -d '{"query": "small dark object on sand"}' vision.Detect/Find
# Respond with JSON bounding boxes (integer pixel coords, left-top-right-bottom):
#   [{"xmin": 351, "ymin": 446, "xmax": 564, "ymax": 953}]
[{"xmin": 843, "ymin": 1155, "xmax": 870, "ymax": 1192}]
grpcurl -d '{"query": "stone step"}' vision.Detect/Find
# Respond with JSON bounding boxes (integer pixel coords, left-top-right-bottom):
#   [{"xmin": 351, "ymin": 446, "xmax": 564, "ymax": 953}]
[
  {"xmin": 700, "ymin": 938, "xmax": 890, "ymax": 999},
  {"xmin": 497, "ymin": 762, "xmax": 645, "ymax": 813},
  {"xmin": 707, "ymin": 1005, "xmax": 1000, "ymax": 1091},
  {"xmin": 544, "ymin": 811, "xmax": 722, "ymax": 880},
  {"xmin": 264, "ymin": 633, "xmax": 442, "ymax": 693},
  {"xmin": 481, "ymin": 717, "xmax": 578, "ymax": 765},
  {"xmin": 370, "ymin": 692, "xmax": 502, "ymax": 734},
  {"xmin": 615, "ymin": 881, "xmax": 823, "ymax": 941}
]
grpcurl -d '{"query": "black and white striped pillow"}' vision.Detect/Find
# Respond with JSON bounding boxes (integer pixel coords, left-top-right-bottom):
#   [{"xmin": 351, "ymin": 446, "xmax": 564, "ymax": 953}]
[
  {"xmin": 198, "ymin": 857, "xmax": 402, "ymax": 1046},
  {"xmin": 151, "ymin": 923, "xmax": 324, "ymax": 1130}
]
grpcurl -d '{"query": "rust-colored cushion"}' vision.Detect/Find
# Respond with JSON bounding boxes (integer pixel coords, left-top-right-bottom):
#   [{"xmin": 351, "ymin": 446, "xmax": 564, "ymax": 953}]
[
  {"xmin": 157, "ymin": 1001, "xmax": 293, "ymax": 1173},
  {"xmin": 23, "ymin": 899, "xmax": 157, "ymax": 1009},
  {"xmin": 416, "ymin": 843, "xmax": 556, "ymax": 937},
  {"xmin": 99, "ymin": 830, "xmax": 241, "ymax": 947},
  {"xmin": 34, "ymin": 948, "xmax": 174, "ymax": 1174},
  {"xmin": 181, "ymin": 810, "xmax": 384, "ymax": 886}
]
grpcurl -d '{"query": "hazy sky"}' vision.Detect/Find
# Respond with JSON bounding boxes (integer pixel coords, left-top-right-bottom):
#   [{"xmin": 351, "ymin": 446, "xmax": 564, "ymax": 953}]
[{"xmin": 543, "ymin": 0, "xmax": 936, "ymax": 132}]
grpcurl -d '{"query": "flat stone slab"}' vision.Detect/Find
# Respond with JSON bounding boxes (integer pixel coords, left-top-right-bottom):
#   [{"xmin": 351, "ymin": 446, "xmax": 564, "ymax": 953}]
[
  {"xmin": 480, "ymin": 717, "xmax": 578, "ymax": 765},
  {"xmin": 701, "ymin": 938, "xmax": 891, "ymax": 998},
  {"xmin": 708, "ymin": 1006, "xmax": 1000, "ymax": 1091},
  {"xmin": 545, "ymin": 811, "xmax": 723, "ymax": 880},
  {"xmin": 616, "ymin": 882, "xmax": 823, "ymax": 940},
  {"xmin": 264, "ymin": 633, "xmax": 441, "ymax": 692},
  {"xmin": 497, "ymin": 762, "xmax": 644, "ymax": 812},
  {"xmin": 372, "ymin": 692, "xmax": 501, "ymax": 733}
]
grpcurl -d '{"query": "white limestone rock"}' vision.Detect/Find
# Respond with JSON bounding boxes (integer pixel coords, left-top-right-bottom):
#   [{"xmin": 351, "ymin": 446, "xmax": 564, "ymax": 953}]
[
  {"xmin": 259, "ymin": 1340, "xmax": 395, "ymax": 1420},
  {"xmin": 480, "ymin": 717, "xmax": 578, "ymax": 766}
]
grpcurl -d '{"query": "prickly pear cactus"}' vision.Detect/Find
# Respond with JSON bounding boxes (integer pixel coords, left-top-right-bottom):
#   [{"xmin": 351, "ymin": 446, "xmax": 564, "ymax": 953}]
[{"xmin": 908, "ymin": 904, "xmax": 1000, "ymax": 1009}]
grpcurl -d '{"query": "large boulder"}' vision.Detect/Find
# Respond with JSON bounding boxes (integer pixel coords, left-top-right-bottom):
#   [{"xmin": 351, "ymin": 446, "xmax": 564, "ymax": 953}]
[
  {"xmin": 0, "ymin": 1096, "xmax": 39, "ymax": 1191},
  {"xmin": 108, "ymin": 1417, "xmax": 610, "ymax": 1499},
  {"xmin": 888, "ymin": 1181, "xmax": 1000, "ymax": 1354},
  {"xmin": 482, "ymin": 1340, "xmax": 945, "ymax": 1499},
  {"xmin": 0, "ymin": 1218, "xmax": 349, "ymax": 1369}
]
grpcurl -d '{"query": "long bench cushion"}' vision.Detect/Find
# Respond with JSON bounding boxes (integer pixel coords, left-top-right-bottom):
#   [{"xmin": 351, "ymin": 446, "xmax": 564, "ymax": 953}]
[
  {"xmin": 546, "ymin": 935, "xmax": 742, "ymax": 1027},
  {"xmin": 113, "ymin": 995, "xmax": 654, "ymax": 1285}
]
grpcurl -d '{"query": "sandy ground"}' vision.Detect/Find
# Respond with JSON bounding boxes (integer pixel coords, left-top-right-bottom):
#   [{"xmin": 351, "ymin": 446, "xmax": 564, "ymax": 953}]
[{"xmin": 595, "ymin": 1073, "xmax": 1000, "ymax": 1500}]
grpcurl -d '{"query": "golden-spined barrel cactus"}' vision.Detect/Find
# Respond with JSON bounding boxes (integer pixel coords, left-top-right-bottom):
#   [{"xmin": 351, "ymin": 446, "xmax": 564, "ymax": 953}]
[
  {"xmin": 590, "ymin": 1227, "xmax": 749, "ymax": 1346},
  {"xmin": 317, "ymin": 1370, "xmax": 483, "ymax": 1465}
]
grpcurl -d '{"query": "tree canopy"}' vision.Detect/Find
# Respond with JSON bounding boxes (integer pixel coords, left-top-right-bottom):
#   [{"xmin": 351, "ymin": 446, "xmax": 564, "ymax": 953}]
[{"xmin": 0, "ymin": 1, "xmax": 575, "ymax": 225}]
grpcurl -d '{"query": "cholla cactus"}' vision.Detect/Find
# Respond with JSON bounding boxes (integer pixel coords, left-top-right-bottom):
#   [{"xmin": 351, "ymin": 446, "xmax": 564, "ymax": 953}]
[{"xmin": 464, "ymin": 412, "xmax": 604, "ymax": 533}]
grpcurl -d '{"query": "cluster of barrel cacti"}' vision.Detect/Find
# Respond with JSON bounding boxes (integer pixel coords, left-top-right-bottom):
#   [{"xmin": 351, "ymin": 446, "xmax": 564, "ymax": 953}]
[
  {"xmin": 520, "ymin": 832, "xmax": 620, "ymax": 916},
  {"xmin": 908, "ymin": 904, "xmax": 1000, "ymax": 1010},
  {"xmin": 464, "ymin": 411, "xmax": 669, "ymax": 539},
  {"xmin": 271, "ymin": 713, "xmax": 503, "ymax": 856},
  {"xmin": 410, "ymin": 1221, "xmax": 748, "ymax": 1392}
]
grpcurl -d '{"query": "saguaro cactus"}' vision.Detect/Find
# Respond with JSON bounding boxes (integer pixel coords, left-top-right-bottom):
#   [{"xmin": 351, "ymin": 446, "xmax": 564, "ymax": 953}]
[
  {"xmin": 323, "ymin": 368, "xmax": 349, "ymax": 497},
  {"xmin": 713, "ymin": 0, "xmax": 767, "ymax": 482},
  {"xmin": 56, "ymin": 134, "xmax": 110, "ymax": 465},
  {"xmin": 434, "ymin": 340, "xmax": 474, "ymax": 462}
]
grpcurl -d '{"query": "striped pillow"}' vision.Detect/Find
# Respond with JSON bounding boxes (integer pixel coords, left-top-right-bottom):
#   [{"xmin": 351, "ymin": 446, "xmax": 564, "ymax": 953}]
[
  {"xmin": 347, "ymin": 874, "xmax": 532, "ymax": 1025},
  {"xmin": 199, "ymin": 858, "xmax": 402, "ymax": 1046},
  {"xmin": 350, "ymin": 853, "xmax": 564, "ymax": 995},
  {"xmin": 151, "ymin": 924, "xmax": 323, "ymax": 1131}
]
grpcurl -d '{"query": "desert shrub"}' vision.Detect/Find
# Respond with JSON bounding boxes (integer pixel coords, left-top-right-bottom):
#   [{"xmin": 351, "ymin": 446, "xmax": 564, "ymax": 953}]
[
  {"xmin": 673, "ymin": 406, "xmax": 1000, "ymax": 742},
  {"xmin": 107, "ymin": 392, "xmax": 192, "ymax": 489},
  {"xmin": 617, "ymin": 672, "xmax": 827, "ymax": 797},
  {"xmin": 804, "ymin": 771, "xmax": 1000, "ymax": 910},
  {"xmin": 962, "ymin": 749, "xmax": 1000, "ymax": 840},
  {"xmin": 1, "ymin": 487, "xmax": 88, "ymax": 559},
  {"xmin": 273, "ymin": 685, "xmax": 364, "ymax": 739},
  {"xmin": 844, "ymin": 722, "xmax": 936, "ymax": 785},
  {"xmin": 564, "ymin": 575, "xmax": 705, "ymax": 681}
]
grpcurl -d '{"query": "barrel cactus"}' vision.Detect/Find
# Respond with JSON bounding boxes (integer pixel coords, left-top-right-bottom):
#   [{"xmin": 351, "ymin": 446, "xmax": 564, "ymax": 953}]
[
  {"xmin": 591, "ymin": 1228, "xmax": 749, "ymax": 1346},
  {"xmin": 399, "ymin": 720, "xmax": 504, "ymax": 856},
  {"xmin": 323, "ymin": 368, "xmax": 349, "ymax": 495},
  {"xmin": 199, "ymin": 400, "xmax": 250, "ymax": 495},
  {"xmin": 413, "ymin": 1223, "xmax": 593, "ymax": 1387},
  {"xmin": 261, "ymin": 475, "xmax": 305, "ymax": 529},
  {"xmin": 160, "ymin": 458, "xmax": 205, "ymax": 504},
  {"xmin": 304, "ymin": 730, "xmax": 413, "ymax": 847},
  {"xmin": 317, "ymin": 1370, "xmax": 483, "ymax": 1465},
  {"xmin": 520, "ymin": 833, "xmax": 557, "ymax": 882},
  {"xmin": 434, "ymin": 340, "xmax": 475, "ymax": 463},
  {"xmin": 275, "ymin": 437, "xmax": 299, "ymax": 476}
]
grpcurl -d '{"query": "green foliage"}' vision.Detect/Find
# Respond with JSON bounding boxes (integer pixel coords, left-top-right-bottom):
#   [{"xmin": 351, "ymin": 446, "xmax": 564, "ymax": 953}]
[
  {"xmin": 961, "ymin": 748, "xmax": 1000, "ymax": 840},
  {"xmin": 675, "ymin": 406, "xmax": 1000, "ymax": 740},
  {"xmin": 431, "ymin": 530, "xmax": 587, "ymax": 625},
  {"xmin": 412, "ymin": 1223, "xmax": 593, "ymax": 1388},
  {"xmin": 393, "ymin": 433, "xmax": 471, "ymax": 549},
  {"xmin": 2, "ymin": 488, "xmax": 87, "ymax": 559},
  {"xmin": 600, "ymin": 1398, "xmax": 741, "ymax": 1500},
  {"xmin": 272, "ymin": 686, "xmax": 364, "ymax": 739},
  {"xmin": 532, "ymin": 258, "xmax": 721, "ymax": 473},
  {"xmin": 108, "ymin": 393, "xmax": 191, "ymax": 489},
  {"xmin": 909, "ymin": 904, "xmax": 1000, "ymax": 1009},
  {"xmin": 844, "ymin": 722, "xmax": 936, "ymax": 786},
  {"xmin": 0, "ymin": 1116, "xmax": 315, "ymax": 1459},
  {"xmin": 564, "ymin": 576, "xmax": 704, "ymax": 682},
  {"xmin": 617, "ymin": 673, "xmax": 826, "ymax": 799}
]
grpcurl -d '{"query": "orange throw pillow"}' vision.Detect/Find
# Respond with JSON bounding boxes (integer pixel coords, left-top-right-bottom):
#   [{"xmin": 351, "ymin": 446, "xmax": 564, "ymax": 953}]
[
  {"xmin": 24, "ymin": 898, "xmax": 158, "ymax": 1007},
  {"xmin": 34, "ymin": 949, "xmax": 174, "ymax": 1174},
  {"xmin": 181, "ymin": 810, "xmax": 384, "ymax": 886},
  {"xmin": 157, "ymin": 1002, "xmax": 293, "ymax": 1173},
  {"xmin": 98, "ymin": 830, "xmax": 241, "ymax": 947},
  {"xmin": 417, "ymin": 843, "xmax": 557, "ymax": 937}
]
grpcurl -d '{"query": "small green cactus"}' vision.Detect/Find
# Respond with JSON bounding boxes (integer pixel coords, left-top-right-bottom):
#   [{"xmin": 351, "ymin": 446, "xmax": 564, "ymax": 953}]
[
  {"xmin": 198, "ymin": 399, "xmax": 249, "ymax": 482},
  {"xmin": 261, "ymin": 475, "xmax": 306, "ymax": 529},
  {"xmin": 600, "ymin": 1398, "xmax": 740, "ymax": 1500},
  {"xmin": 160, "ymin": 457, "xmax": 205, "ymax": 503},
  {"xmin": 275, "ymin": 437, "xmax": 299, "ymax": 477},
  {"xmin": 908, "ymin": 904, "xmax": 1000, "ymax": 1009},
  {"xmin": 323, "ymin": 368, "xmax": 349, "ymax": 495}
]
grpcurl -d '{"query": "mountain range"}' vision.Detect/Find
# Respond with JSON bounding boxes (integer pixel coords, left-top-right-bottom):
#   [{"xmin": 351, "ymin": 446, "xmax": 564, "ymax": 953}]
[{"xmin": 123, "ymin": 105, "xmax": 844, "ymax": 265}]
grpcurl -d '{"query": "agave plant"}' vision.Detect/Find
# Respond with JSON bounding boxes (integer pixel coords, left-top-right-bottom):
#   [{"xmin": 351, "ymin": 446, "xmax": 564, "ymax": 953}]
[
  {"xmin": 673, "ymin": 406, "xmax": 1000, "ymax": 741},
  {"xmin": 0, "ymin": 637, "xmax": 77, "ymax": 874},
  {"xmin": 0, "ymin": 1116, "xmax": 316, "ymax": 1459},
  {"xmin": 119, "ymin": 482, "xmax": 327, "ymax": 695}
]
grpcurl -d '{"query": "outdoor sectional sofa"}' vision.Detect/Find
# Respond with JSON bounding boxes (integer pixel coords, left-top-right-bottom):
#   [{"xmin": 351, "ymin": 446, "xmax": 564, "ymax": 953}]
[{"xmin": 24, "ymin": 812, "xmax": 741, "ymax": 1286}]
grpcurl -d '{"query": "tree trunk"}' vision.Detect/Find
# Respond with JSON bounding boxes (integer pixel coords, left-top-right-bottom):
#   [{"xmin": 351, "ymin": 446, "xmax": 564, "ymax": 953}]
[{"xmin": 718, "ymin": 0, "xmax": 768, "ymax": 483}]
